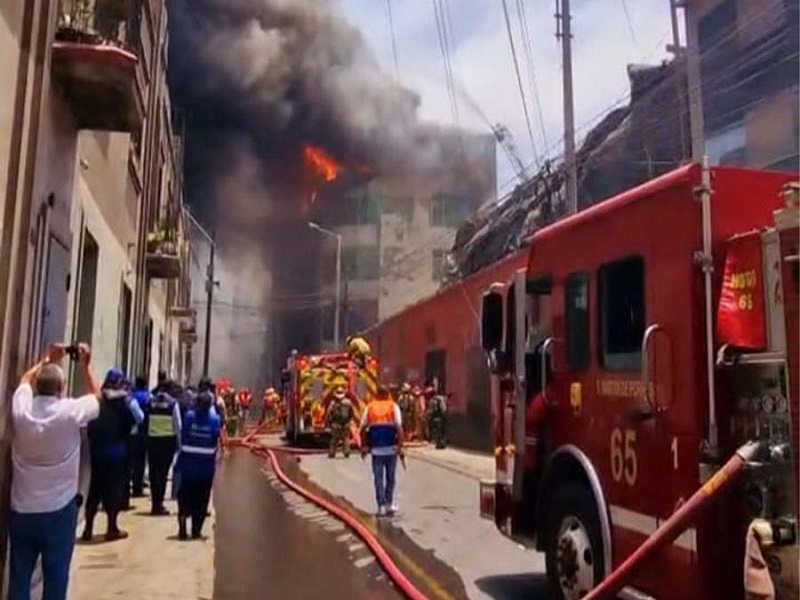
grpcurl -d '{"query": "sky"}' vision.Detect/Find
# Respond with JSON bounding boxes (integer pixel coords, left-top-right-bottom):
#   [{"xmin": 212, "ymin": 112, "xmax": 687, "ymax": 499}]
[{"xmin": 336, "ymin": 0, "xmax": 677, "ymax": 196}]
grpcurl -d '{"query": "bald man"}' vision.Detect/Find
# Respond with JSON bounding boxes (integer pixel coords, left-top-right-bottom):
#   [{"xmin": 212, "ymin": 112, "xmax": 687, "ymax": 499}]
[{"xmin": 9, "ymin": 343, "xmax": 101, "ymax": 600}]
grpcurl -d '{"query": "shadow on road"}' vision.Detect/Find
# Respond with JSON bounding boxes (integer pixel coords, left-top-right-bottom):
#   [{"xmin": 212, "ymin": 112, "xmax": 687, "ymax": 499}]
[{"xmin": 474, "ymin": 572, "xmax": 552, "ymax": 600}]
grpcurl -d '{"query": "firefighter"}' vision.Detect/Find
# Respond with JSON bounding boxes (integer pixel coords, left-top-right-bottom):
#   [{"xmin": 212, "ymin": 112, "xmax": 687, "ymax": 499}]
[
  {"xmin": 222, "ymin": 386, "xmax": 238, "ymax": 438},
  {"xmin": 426, "ymin": 386, "xmax": 447, "ymax": 449},
  {"xmin": 236, "ymin": 387, "xmax": 252, "ymax": 434},
  {"xmin": 346, "ymin": 335, "xmax": 371, "ymax": 368},
  {"xmin": 326, "ymin": 384, "xmax": 354, "ymax": 458},
  {"xmin": 261, "ymin": 387, "xmax": 277, "ymax": 425},
  {"xmin": 396, "ymin": 383, "xmax": 416, "ymax": 442}
]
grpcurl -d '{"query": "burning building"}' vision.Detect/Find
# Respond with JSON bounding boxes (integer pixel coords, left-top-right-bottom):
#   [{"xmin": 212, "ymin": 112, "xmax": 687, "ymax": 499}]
[{"xmin": 167, "ymin": 0, "xmax": 495, "ymax": 381}]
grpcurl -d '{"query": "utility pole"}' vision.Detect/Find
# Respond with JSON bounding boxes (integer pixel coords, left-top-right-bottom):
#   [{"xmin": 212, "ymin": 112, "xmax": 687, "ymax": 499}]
[
  {"xmin": 556, "ymin": 0, "xmax": 578, "ymax": 215},
  {"xmin": 667, "ymin": 0, "xmax": 689, "ymax": 161},
  {"xmin": 202, "ymin": 234, "xmax": 215, "ymax": 377},
  {"xmin": 184, "ymin": 207, "xmax": 217, "ymax": 377},
  {"xmin": 682, "ymin": 0, "xmax": 705, "ymax": 160}
]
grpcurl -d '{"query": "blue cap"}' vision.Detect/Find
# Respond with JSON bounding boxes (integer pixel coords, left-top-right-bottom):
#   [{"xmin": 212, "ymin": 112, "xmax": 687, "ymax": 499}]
[{"xmin": 103, "ymin": 367, "xmax": 125, "ymax": 388}]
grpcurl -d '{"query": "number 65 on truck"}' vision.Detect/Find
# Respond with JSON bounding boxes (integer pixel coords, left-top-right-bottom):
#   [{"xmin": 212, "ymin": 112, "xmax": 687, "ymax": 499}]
[{"xmin": 477, "ymin": 164, "xmax": 798, "ymax": 600}]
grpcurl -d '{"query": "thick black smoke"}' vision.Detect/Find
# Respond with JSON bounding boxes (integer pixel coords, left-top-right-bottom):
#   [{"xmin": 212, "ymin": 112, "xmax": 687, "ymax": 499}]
[{"xmin": 167, "ymin": 0, "xmax": 489, "ymax": 380}]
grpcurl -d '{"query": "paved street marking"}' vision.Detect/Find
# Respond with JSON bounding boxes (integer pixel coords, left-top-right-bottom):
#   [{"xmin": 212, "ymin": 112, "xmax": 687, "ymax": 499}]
[
  {"xmin": 348, "ymin": 542, "xmax": 365, "ymax": 552},
  {"xmin": 354, "ymin": 556, "xmax": 375, "ymax": 569},
  {"xmin": 336, "ymin": 533, "xmax": 353, "ymax": 542}
]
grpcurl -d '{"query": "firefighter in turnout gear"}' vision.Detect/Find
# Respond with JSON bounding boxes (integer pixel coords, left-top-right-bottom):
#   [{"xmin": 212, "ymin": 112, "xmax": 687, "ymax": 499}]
[
  {"xmin": 222, "ymin": 386, "xmax": 238, "ymax": 438},
  {"xmin": 346, "ymin": 335, "xmax": 371, "ymax": 368},
  {"xmin": 326, "ymin": 384, "xmax": 354, "ymax": 458},
  {"xmin": 396, "ymin": 383, "xmax": 416, "ymax": 442},
  {"xmin": 426, "ymin": 388, "xmax": 447, "ymax": 449}
]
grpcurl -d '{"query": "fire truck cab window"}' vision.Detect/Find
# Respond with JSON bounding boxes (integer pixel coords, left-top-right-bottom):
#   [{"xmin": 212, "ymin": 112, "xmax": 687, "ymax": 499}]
[
  {"xmin": 598, "ymin": 256, "xmax": 645, "ymax": 371},
  {"xmin": 564, "ymin": 271, "xmax": 589, "ymax": 371}
]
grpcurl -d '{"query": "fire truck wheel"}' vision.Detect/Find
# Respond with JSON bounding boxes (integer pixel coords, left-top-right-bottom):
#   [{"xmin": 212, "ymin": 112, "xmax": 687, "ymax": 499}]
[{"xmin": 544, "ymin": 483, "xmax": 605, "ymax": 600}]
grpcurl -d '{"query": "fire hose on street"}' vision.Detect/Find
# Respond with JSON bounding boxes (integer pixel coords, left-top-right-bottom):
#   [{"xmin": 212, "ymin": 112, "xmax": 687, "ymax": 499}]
[
  {"xmin": 583, "ymin": 440, "xmax": 763, "ymax": 600},
  {"xmin": 226, "ymin": 424, "xmax": 431, "ymax": 600}
]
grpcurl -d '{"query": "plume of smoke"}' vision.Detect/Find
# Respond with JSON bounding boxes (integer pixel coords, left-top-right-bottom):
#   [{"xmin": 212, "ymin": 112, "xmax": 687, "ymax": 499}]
[{"xmin": 169, "ymin": 0, "xmax": 490, "ymax": 188}]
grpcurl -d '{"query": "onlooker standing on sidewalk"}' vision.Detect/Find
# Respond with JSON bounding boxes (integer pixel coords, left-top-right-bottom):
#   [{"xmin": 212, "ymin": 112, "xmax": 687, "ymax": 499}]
[
  {"xmin": 9, "ymin": 343, "xmax": 100, "ymax": 600},
  {"xmin": 176, "ymin": 387, "xmax": 221, "ymax": 539},
  {"xmin": 128, "ymin": 376, "xmax": 151, "ymax": 498},
  {"xmin": 146, "ymin": 380, "xmax": 180, "ymax": 515},
  {"xmin": 82, "ymin": 369, "xmax": 143, "ymax": 541},
  {"xmin": 360, "ymin": 387, "xmax": 404, "ymax": 516}
]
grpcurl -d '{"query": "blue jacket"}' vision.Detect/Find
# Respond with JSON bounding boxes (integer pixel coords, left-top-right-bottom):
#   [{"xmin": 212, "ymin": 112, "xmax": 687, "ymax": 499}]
[{"xmin": 178, "ymin": 408, "xmax": 221, "ymax": 481}]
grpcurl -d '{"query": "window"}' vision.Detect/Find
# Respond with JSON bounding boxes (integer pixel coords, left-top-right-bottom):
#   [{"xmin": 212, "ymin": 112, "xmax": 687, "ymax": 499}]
[
  {"xmin": 343, "ymin": 246, "xmax": 379, "ymax": 280},
  {"xmin": 598, "ymin": 256, "xmax": 645, "ymax": 371},
  {"xmin": 381, "ymin": 196, "xmax": 413, "ymax": 224},
  {"xmin": 564, "ymin": 272, "xmax": 589, "ymax": 371},
  {"xmin": 432, "ymin": 249, "xmax": 447, "ymax": 281},
  {"xmin": 429, "ymin": 194, "xmax": 470, "ymax": 227},
  {"xmin": 334, "ymin": 189, "xmax": 379, "ymax": 226}
]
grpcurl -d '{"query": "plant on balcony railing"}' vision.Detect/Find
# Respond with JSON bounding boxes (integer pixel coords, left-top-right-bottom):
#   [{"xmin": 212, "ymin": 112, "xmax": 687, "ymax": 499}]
[
  {"xmin": 56, "ymin": 0, "xmax": 131, "ymax": 48},
  {"xmin": 146, "ymin": 221, "xmax": 181, "ymax": 256}
]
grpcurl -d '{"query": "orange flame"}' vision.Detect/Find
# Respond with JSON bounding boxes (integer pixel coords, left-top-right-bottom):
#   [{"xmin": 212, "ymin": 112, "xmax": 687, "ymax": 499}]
[{"xmin": 303, "ymin": 145, "xmax": 341, "ymax": 182}]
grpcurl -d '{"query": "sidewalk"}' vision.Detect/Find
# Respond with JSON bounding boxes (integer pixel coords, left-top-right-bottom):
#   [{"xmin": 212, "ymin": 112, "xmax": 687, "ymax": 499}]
[
  {"xmin": 67, "ymin": 496, "xmax": 214, "ymax": 600},
  {"xmin": 405, "ymin": 445, "xmax": 495, "ymax": 481}
]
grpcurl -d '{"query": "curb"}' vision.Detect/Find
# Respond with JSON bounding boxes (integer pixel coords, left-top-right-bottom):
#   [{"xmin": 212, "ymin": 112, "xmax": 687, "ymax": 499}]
[{"xmin": 405, "ymin": 450, "xmax": 492, "ymax": 482}]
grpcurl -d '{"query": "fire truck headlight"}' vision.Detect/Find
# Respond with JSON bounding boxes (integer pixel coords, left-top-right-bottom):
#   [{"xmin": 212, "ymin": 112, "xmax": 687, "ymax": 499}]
[
  {"xmin": 761, "ymin": 395, "xmax": 775, "ymax": 413},
  {"xmin": 775, "ymin": 396, "xmax": 788, "ymax": 414}
]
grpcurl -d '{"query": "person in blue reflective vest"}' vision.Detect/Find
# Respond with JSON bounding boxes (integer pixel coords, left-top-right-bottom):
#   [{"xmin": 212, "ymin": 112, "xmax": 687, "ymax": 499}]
[
  {"xmin": 176, "ymin": 388, "xmax": 221, "ymax": 539},
  {"xmin": 146, "ymin": 381, "xmax": 180, "ymax": 515}
]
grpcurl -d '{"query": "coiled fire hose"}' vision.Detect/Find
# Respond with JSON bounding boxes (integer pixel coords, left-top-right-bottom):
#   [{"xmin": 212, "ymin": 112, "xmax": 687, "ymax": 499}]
[
  {"xmin": 583, "ymin": 440, "xmax": 763, "ymax": 600},
  {"xmin": 226, "ymin": 424, "xmax": 431, "ymax": 600}
]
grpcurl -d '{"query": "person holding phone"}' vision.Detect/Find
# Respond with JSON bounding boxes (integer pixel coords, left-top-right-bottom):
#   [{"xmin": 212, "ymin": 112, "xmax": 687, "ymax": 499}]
[{"xmin": 9, "ymin": 342, "xmax": 101, "ymax": 600}]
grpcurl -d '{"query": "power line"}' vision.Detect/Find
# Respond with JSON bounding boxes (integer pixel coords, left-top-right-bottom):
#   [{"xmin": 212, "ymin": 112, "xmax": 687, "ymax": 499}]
[
  {"xmin": 385, "ymin": 0, "xmax": 400, "ymax": 79},
  {"xmin": 431, "ymin": 0, "xmax": 460, "ymax": 127},
  {"xmin": 500, "ymin": 0, "xmax": 539, "ymax": 165},
  {"xmin": 619, "ymin": 0, "xmax": 640, "ymax": 48},
  {"xmin": 515, "ymin": 0, "xmax": 548, "ymax": 150}
]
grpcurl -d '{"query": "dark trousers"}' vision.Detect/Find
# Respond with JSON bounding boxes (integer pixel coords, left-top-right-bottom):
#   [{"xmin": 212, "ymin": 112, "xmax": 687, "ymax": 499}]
[
  {"xmin": 9, "ymin": 500, "xmax": 77, "ymax": 600},
  {"xmin": 147, "ymin": 436, "xmax": 176, "ymax": 512},
  {"xmin": 84, "ymin": 456, "xmax": 126, "ymax": 535},
  {"xmin": 129, "ymin": 433, "xmax": 147, "ymax": 496},
  {"xmin": 177, "ymin": 475, "xmax": 213, "ymax": 536}
]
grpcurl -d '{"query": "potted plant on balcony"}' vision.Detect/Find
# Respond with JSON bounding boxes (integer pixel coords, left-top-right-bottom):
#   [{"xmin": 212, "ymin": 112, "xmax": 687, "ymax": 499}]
[{"xmin": 146, "ymin": 220, "xmax": 179, "ymax": 256}]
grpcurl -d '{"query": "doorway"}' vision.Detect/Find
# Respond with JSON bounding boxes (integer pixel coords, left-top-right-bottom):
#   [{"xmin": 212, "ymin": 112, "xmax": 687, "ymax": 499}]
[{"xmin": 71, "ymin": 231, "xmax": 98, "ymax": 394}]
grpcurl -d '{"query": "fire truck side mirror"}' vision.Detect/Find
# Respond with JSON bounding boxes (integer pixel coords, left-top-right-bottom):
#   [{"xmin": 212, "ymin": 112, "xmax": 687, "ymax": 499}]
[{"xmin": 481, "ymin": 289, "xmax": 504, "ymax": 353}]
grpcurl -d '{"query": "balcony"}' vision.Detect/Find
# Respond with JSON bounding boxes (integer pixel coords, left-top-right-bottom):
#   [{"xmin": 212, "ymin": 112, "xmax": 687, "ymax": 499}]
[
  {"xmin": 145, "ymin": 224, "xmax": 181, "ymax": 280},
  {"xmin": 52, "ymin": 0, "xmax": 143, "ymax": 131},
  {"xmin": 179, "ymin": 323, "xmax": 198, "ymax": 346}
]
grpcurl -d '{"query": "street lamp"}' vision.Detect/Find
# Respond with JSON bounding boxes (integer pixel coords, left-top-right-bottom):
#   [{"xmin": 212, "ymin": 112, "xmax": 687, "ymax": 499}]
[
  {"xmin": 308, "ymin": 222, "xmax": 342, "ymax": 348},
  {"xmin": 184, "ymin": 206, "xmax": 218, "ymax": 377}
]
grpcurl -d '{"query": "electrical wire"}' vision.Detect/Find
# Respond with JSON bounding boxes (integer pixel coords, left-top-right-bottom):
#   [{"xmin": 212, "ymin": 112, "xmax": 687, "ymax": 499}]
[
  {"xmin": 515, "ymin": 0, "xmax": 548, "ymax": 150},
  {"xmin": 431, "ymin": 0, "xmax": 460, "ymax": 127},
  {"xmin": 500, "ymin": 0, "xmax": 539, "ymax": 166},
  {"xmin": 385, "ymin": 0, "xmax": 400, "ymax": 80},
  {"xmin": 619, "ymin": 0, "xmax": 640, "ymax": 49}
]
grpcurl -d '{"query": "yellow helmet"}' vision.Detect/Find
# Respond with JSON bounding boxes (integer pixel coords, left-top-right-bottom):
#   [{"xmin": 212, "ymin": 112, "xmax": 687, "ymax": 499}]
[
  {"xmin": 346, "ymin": 335, "xmax": 371, "ymax": 356},
  {"xmin": 401, "ymin": 382, "xmax": 411, "ymax": 392}
]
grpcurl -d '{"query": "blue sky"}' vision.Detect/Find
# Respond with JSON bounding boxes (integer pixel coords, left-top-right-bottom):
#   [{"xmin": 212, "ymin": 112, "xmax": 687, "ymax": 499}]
[{"xmin": 336, "ymin": 0, "xmax": 676, "ymax": 195}]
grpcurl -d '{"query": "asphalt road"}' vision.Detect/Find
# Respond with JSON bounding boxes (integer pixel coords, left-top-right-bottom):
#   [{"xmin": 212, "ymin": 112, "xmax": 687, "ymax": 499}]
[
  {"xmin": 212, "ymin": 449, "xmax": 402, "ymax": 600},
  {"xmin": 298, "ymin": 452, "xmax": 552, "ymax": 600}
]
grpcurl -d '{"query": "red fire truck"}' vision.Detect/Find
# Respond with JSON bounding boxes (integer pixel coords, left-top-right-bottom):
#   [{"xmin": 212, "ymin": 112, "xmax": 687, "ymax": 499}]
[
  {"xmin": 475, "ymin": 164, "xmax": 798, "ymax": 599},
  {"xmin": 281, "ymin": 350, "xmax": 379, "ymax": 446}
]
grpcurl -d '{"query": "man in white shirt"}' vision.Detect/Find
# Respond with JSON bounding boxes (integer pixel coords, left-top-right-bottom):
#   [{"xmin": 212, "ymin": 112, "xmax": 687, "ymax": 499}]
[{"xmin": 9, "ymin": 343, "xmax": 101, "ymax": 600}]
